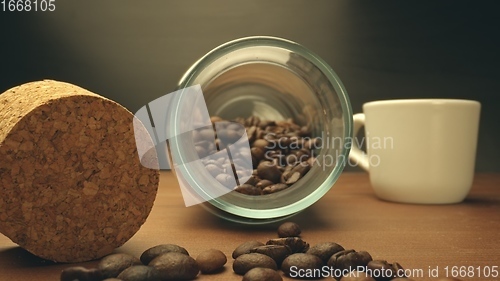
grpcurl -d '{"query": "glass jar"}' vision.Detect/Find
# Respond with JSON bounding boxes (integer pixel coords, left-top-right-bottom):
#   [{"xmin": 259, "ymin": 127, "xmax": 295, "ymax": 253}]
[{"xmin": 170, "ymin": 36, "xmax": 352, "ymax": 224}]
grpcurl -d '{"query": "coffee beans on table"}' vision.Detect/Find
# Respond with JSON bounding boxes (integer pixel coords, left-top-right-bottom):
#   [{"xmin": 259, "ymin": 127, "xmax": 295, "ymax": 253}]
[
  {"xmin": 149, "ymin": 252, "xmax": 199, "ymax": 280},
  {"xmin": 277, "ymin": 221, "xmax": 302, "ymax": 237},
  {"xmin": 281, "ymin": 253, "xmax": 324, "ymax": 277},
  {"xmin": 195, "ymin": 116, "xmax": 319, "ymax": 195},
  {"xmin": 306, "ymin": 242, "xmax": 345, "ymax": 264},
  {"xmin": 140, "ymin": 244, "xmax": 189, "ymax": 265},
  {"xmin": 232, "ymin": 241, "xmax": 265, "ymax": 259},
  {"xmin": 266, "ymin": 237, "xmax": 310, "ymax": 253},
  {"xmin": 98, "ymin": 253, "xmax": 142, "ymax": 279},
  {"xmin": 232, "ymin": 253, "xmax": 278, "ymax": 275},
  {"xmin": 59, "ymin": 221, "xmax": 448, "ymax": 281},
  {"xmin": 242, "ymin": 267, "xmax": 283, "ymax": 281},
  {"xmin": 116, "ymin": 265, "xmax": 161, "ymax": 281},
  {"xmin": 196, "ymin": 249, "xmax": 227, "ymax": 274},
  {"xmin": 327, "ymin": 249, "xmax": 373, "ymax": 273},
  {"xmin": 249, "ymin": 245, "xmax": 291, "ymax": 266}
]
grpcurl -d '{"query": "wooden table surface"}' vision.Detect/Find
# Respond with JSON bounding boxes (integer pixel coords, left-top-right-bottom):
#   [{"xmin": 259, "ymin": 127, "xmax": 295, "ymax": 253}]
[{"xmin": 1, "ymin": 172, "xmax": 499, "ymax": 281}]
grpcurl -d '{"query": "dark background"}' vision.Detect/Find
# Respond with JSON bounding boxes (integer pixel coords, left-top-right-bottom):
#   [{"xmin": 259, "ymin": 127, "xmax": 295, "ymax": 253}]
[{"xmin": 1, "ymin": 0, "xmax": 499, "ymax": 172}]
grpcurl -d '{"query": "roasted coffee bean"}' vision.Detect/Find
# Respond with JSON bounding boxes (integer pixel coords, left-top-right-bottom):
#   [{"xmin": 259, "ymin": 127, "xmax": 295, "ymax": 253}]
[
  {"xmin": 250, "ymin": 245, "xmax": 291, "ymax": 266},
  {"xmin": 247, "ymin": 126, "xmax": 257, "ymax": 143},
  {"xmin": 257, "ymin": 161, "xmax": 282, "ymax": 183},
  {"xmin": 266, "ymin": 237, "xmax": 309, "ymax": 253},
  {"xmin": 251, "ymin": 147, "xmax": 265, "ymax": 163},
  {"xmin": 233, "ymin": 253, "xmax": 278, "ymax": 275},
  {"xmin": 306, "ymin": 242, "xmax": 345, "ymax": 263},
  {"xmin": 196, "ymin": 249, "xmax": 227, "ymax": 274},
  {"xmin": 233, "ymin": 241, "xmax": 265, "ymax": 259},
  {"xmin": 234, "ymin": 184, "xmax": 262, "ymax": 195},
  {"xmin": 284, "ymin": 171, "xmax": 301, "ymax": 184},
  {"xmin": 327, "ymin": 250, "xmax": 372, "ymax": 273},
  {"xmin": 195, "ymin": 140, "xmax": 211, "ymax": 150},
  {"xmin": 434, "ymin": 279, "xmax": 463, "ymax": 281},
  {"xmin": 198, "ymin": 128, "xmax": 215, "ymax": 141},
  {"xmin": 278, "ymin": 136, "xmax": 292, "ymax": 147},
  {"xmin": 103, "ymin": 279, "xmax": 123, "ymax": 281},
  {"xmin": 218, "ymin": 128, "xmax": 243, "ymax": 143},
  {"xmin": 149, "ymin": 252, "xmax": 199, "ymax": 280},
  {"xmin": 286, "ymin": 154, "xmax": 299, "ymax": 165},
  {"xmin": 253, "ymin": 139, "xmax": 269, "ymax": 150},
  {"xmin": 236, "ymin": 150, "xmax": 252, "ymax": 165},
  {"xmin": 277, "ymin": 222, "xmax": 301, "ymax": 237},
  {"xmin": 339, "ymin": 270, "xmax": 376, "ymax": 281},
  {"xmin": 98, "ymin": 253, "xmax": 142, "ymax": 279},
  {"xmin": 262, "ymin": 183, "xmax": 289, "ymax": 194},
  {"xmin": 291, "ymin": 162, "xmax": 311, "ymax": 176},
  {"xmin": 246, "ymin": 174, "xmax": 262, "ymax": 185},
  {"xmin": 243, "ymin": 175, "xmax": 260, "ymax": 186},
  {"xmin": 256, "ymin": 179, "xmax": 274, "ymax": 189},
  {"xmin": 116, "ymin": 265, "xmax": 161, "ymax": 281},
  {"xmin": 392, "ymin": 262, "xmax": 405, "ymax": 274},
  {"xmin": 60, "ymin": 266, "xmax": 103, "ymax": 281},
  {"xmin": 391, "ymin": 279, "xmax": 415, "ymax": 281},
  {"xmin": 242, "ymin": 267, "xmax": 283, "ymax": 281},
  {"xmin": 281, "ymin": 253, "xmax": 323, "ymax": 277},
  {"xmin": 205, "ymin": 164, "xmax": 223, "ymax": 177},
  {"xmin": 280, "ymin": 165, "xmax": 294, "ymax": 183},
  {"xmin": 215, "ymin": 173, "xmax": 234, "ymax": 187},
  {"xmin": 366, "ymin": 260, "xmax": 405, "ymax": 281},
  {"xmin": 140, "ymin": 244, "xmax": 189, "ymax": 265}
]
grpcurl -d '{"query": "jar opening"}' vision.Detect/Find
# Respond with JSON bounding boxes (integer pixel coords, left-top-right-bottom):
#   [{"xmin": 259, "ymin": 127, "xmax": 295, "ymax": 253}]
[{"xmin": 173, "ymin": 36, "xmax": 353, "ymax": 223}]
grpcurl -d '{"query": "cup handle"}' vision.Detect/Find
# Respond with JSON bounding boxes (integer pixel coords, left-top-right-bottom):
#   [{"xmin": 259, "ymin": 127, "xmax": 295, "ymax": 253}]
[{"xmin": 349, "ymin": 113, "xmax": 370, "ymax": 171}]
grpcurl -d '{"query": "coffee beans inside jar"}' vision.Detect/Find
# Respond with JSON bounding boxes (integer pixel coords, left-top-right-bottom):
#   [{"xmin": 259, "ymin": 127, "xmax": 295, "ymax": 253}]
[{"xmin": 193, "ymin": 116, "xmax": 320, "ymax": 195}]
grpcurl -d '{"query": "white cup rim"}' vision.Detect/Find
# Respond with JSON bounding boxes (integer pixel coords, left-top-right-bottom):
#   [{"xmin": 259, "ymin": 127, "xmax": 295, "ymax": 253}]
[{"xmin": 363, "ymin": 98, "xmax": 480, "ymax": 108}]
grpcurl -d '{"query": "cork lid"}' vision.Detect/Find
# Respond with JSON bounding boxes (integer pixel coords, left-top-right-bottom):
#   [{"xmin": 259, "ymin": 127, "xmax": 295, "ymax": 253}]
[{"xmin": 0, "ymin": 80, "xmax": 159, "ymax": 262}]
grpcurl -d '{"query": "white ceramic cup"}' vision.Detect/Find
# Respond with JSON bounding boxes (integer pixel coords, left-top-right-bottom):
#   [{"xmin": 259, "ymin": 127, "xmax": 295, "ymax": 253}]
[{"xmin": 349, "ymin": 99, "xmax": 481, "ymax": 204}]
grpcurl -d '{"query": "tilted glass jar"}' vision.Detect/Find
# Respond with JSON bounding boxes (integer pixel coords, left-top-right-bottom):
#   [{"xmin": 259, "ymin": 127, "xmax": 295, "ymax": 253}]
[{"xmin": 170, "ymin": 36, "xmax": 352, "ymax": 224}]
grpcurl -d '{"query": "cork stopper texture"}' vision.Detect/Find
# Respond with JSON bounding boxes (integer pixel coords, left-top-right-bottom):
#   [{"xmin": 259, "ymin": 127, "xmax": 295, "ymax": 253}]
[{"xmin": 0, "ymin": 80, "xmax": 159, "ymax": 262}]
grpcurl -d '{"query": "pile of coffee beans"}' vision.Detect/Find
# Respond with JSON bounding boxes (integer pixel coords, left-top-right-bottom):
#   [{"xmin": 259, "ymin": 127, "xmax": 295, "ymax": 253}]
[
  {"xmin": 59, "ymin": 222, "xmax": 464, "ymax": 281},
  {"xmin": 229, "ymin": 222, "xmax": 464, "ymax": 281},
  {"xmin": 60, "ymin": 245, "xmax": 225, "ymax": 281},
  {"xmin": 193, "ymin": 116, "xmax": 320, "ymax": 195}
]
